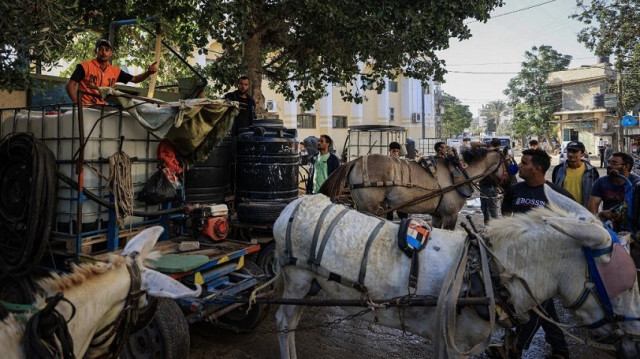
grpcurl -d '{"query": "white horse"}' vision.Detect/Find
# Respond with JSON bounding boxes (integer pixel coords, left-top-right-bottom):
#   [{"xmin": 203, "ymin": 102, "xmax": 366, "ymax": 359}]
[
  {"xmin": 0, "ymin": 226, "xmax": 201, "ymax": 359},
  {"xmin": 273, "ymin": 189, "xmax": 640, "ymax": 359}
]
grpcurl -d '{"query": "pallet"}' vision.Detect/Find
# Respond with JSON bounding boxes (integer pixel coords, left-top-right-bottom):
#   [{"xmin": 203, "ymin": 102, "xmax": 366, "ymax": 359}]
[{"xmin": 51, "ymin": 225, "xmax": 153, "ymax": 255}]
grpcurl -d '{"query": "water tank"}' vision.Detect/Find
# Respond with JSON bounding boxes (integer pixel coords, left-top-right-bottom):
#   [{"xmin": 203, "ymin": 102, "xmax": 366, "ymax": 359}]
[
  {"xmin": 184, "ymin": 138, "xmax": 232, "ymax": 204},
  {"xmin": 235, "ymin": 127, "xmax": 299, "ymax": 202},
  {"xmin": 592, "ymin": 93, "xmax": 605, "ymax": 108}
]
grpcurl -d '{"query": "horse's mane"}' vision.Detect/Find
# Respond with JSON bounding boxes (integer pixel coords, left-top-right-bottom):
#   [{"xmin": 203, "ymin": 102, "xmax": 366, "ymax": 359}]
[
  {"xmin": 38, "ymin": 255, "xmax": 126, "ymax": 294},
  {"xmin": 461, "ymin": 147, "xmax": 491, "ymax": 164},
  {"xmin": 486, "ymin": 205, "xmax": 569, "ymax": 247}
]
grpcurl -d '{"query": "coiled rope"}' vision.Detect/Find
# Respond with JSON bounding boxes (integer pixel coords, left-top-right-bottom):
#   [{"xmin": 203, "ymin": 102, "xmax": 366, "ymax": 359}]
[{"xmin": 106, "ymin": 152, "xmax": 134, "ymax": 226}]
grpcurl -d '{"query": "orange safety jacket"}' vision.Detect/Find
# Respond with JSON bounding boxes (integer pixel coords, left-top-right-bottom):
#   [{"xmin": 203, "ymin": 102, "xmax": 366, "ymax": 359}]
[{"xmin": 77, "ymin": 59, "xmax": 122, "ymax": 105}]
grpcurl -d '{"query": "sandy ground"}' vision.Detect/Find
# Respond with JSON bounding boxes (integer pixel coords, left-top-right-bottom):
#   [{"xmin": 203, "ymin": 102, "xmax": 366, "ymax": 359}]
[{"xmin": 189, "ymin": 155, "xmax": 621, "ymax": 359}]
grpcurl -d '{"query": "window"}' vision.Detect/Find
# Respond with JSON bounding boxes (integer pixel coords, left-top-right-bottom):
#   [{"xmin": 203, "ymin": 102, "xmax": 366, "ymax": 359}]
[
  {"xmin": 333, "ymin": 116, "xmax": 348, "ymax": 128},
  {"xmin": 389, "ymin": 81, "xmax": 398, "ymax": 93},
  {"xmin": 297, "ymin": 114, "xmax": 316, "ymax": 128},
  {"xmin": 362, "ymin": 79, "xmax": 374, "ymax": 90},
  {"xmin": 389, "ymin": 107, "xmax": 395, "ymax": 122}
]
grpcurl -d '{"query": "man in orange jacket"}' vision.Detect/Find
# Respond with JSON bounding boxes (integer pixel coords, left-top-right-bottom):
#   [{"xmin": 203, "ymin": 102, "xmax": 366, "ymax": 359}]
[{"xmin": 66, "ymin": 39, "xmax": 158, "ymax": 105}]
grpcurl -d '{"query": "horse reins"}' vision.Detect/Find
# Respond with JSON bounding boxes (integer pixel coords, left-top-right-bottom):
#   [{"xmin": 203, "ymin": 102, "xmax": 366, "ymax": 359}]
[{"xmin": 89, "ymin": 252, "xmax": 147, "ymax": 359}]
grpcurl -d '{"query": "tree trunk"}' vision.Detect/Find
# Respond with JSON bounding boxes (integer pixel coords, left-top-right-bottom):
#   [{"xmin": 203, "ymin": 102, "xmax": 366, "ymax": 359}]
[{"xmin": 244, "ymin": 34, "xmax": 266, "ymax": 119}]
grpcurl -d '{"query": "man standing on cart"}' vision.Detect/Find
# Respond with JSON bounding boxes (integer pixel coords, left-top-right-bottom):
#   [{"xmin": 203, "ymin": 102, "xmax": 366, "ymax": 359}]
[{"xmin": 65, "ymin": 39, "xmax": 158, "ymax": 105}]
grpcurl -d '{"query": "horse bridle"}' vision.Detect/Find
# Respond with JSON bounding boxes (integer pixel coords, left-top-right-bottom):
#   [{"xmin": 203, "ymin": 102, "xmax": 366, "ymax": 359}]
[
  {"xmin": 564, "ymin": 231, "xmax": 640, "ymax": 348},
  {"xmin": 487, "ymin": 150, "xmax": 510, "ymax": 187},
  {"xmin": 89, "ymin": 252, "xmax": 150, "ymax": 359}
]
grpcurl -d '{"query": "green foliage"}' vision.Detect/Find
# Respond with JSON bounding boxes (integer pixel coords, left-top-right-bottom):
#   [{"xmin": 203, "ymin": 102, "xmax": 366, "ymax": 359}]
[
  {"xmin": 504, "ymin": 45, "xmax": 571, "ymax": 138},
  {"xmin": 440, "ymin": 92, "xmax": 472, "ymax": 138},
  {"xmin": 0, "ymin": 0, "xmax": 80, "ymax": 91},
  {"xmin": 573, "ymin": 0, "xmax": 640, "ymax": 111},
  {"xmin": 3, "ymin": 0, "xmax": 505, "ymax": 109},
  {"xmin": 481, "ymin": 100, "xmax": 508, "ymax": 132}
]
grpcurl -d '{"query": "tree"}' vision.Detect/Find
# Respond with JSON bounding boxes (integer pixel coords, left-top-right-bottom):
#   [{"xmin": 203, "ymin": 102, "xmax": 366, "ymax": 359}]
[
  {"xmin": 481, "ymin": 100, "xmax": 508, "ymax": 130},
  {"xmin": 0, "ymin": 0, "xmax": 80, "ymax": 91},
  {"xmin": 504, "ymin": 45, "xmax": 571, "ymax": 138},
  {"xmin": 572, "ymin": 0, "xmax": 640, "ymax": 111},
  {"xmin": 440, "ymin": 92, "xmax": 472, "ymax": 138},
  {"xmin": 3, "ymin": 0, "xmax": 505, "ymax": 114}
]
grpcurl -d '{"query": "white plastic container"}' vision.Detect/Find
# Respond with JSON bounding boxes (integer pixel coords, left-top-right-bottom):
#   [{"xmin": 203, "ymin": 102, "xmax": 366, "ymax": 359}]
[{"xmin": 1, "ymin": 108, "xmax": 159, "ymax": 230}]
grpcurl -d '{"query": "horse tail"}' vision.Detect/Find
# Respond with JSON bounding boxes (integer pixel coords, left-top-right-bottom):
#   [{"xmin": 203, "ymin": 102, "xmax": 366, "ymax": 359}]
[{"xmin": 319, "ymin": 160, "xmax": 357, "ymax": 199}]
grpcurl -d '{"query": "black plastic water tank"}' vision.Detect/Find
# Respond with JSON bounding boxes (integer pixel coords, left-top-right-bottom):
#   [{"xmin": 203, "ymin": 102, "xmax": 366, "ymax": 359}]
[
  {"xmin": 235, "ymin": 126, "xmax": 299, "ymax": 202},
  {"xmin": 184, "ymin": 138, "xmax": 232, "ymax": 203}
]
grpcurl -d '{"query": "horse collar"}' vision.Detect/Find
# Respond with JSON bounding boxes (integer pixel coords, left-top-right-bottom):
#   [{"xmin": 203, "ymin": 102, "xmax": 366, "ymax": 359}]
[{"xmin": 90, "ymin": 253, "xmax": 146, "ymax": 358}]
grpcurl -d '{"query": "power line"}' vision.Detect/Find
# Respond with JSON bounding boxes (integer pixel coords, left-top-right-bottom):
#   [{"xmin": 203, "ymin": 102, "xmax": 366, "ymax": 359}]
[{"xmin": 465, "ymin": 0, "xmax": 558, "ymax": 25}]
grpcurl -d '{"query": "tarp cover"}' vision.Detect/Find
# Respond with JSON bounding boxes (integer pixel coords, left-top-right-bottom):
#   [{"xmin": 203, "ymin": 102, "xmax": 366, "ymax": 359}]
[{"xmin": 99, "ymin": 87, "xmax": 239, "ymax": 168}]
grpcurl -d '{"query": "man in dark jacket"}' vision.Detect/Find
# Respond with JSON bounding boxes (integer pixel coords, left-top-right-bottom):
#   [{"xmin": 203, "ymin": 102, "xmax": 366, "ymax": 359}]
[
  {"xmin": 224, "ymin": 76, "xmax": 256, "ymax": 136},
  {"xmin": 306, "ymin": 134, "xmax": 340, "ymax": 194}
]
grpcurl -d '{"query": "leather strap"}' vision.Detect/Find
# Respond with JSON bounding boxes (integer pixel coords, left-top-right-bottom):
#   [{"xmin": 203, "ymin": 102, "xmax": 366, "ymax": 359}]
[{"xmin": 358, "ymin": 220, "xmax": 386, "ymax": 284}]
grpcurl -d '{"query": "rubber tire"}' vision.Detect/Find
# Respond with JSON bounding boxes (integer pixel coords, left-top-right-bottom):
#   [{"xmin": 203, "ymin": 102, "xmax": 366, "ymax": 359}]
[
  {"xmin": 236, "ymin": 202, "xmax": 287, "ymax": 224},
  {"xmin": 120, "ymin": 299, "xmax": 189, "ymax": 359},
  {"xmin": 256, "ymin": 242, "xmax": 279, "ymax": 278},
  {"xmin": 218, "ymin": 261, "xmax": 270, "ymax": 330}
]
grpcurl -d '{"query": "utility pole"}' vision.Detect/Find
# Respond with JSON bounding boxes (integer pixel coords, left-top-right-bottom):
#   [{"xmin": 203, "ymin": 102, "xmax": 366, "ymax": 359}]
[{"xmin": 616, "ymin": 71, "xmax": 625, "ymax": 152}]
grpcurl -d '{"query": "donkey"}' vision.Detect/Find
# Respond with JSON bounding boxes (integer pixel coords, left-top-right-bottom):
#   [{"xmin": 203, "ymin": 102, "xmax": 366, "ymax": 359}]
[{"xmin": 273, "ymin": 191, "xmax": 640, "ymax": 358}]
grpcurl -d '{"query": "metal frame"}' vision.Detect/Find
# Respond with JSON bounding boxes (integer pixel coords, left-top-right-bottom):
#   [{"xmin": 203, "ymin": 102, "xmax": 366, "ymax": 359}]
[{"xmin": 0, "ymin": 98, "xmax": 168, "ymax": 261}]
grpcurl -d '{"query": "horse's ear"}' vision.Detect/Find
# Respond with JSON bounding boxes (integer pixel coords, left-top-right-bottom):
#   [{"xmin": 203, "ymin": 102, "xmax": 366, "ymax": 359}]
[
  {"xmin": 543, "ymin": 184, "xmax": 595, "ymax": 221},
  {"xmin": 141, "ymin": 268, "xmax": 202, "ymax": 298},
  {"xmin": 123, "ymin": 226, "xmax": 164, "ymax": 258},
  {"xmin": 542, "ymin": 216, "xmax": 610, "ymax": 248}
]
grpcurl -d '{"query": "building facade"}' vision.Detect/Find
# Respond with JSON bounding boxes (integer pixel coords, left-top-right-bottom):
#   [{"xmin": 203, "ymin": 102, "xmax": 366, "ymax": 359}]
[
  {"xmin": 546, "ymin": 60, "xmax": 617, "ymax": 154},
  {"xmin": 197, "ymin": 47, "xmax": 438, "ymax": 156}
]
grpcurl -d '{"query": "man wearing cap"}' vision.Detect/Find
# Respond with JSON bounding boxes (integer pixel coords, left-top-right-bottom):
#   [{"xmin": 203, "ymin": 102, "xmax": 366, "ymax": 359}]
[
  {"xmin": 588, "ymin": 152, "xmax": 640, "ymax": 214},
  {"xmin": 66, "ymin": 39, "xmax": 159, "ymax": 105},
  {"xmin": 551, "ymin": 141, "xmax": 599, "ymax": 207}
]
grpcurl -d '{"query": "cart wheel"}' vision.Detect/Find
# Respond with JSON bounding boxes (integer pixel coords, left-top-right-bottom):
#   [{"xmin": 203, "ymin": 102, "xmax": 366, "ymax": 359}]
[
  {"xmin": 219, "ymin": 261, "xmax": 270, "ymax": 330},
  {"xmin": 120, "ymin": 299, "xmax": 189, "ymax": 359},
  {"xmin": 256, "ymin": 242, "xmax": 279, "ymax": 278}
]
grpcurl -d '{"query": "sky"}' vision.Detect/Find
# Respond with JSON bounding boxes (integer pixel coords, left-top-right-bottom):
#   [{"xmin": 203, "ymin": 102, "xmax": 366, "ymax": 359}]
[{"xmin": 437, "ymin": 0, "xmax": 598, "ymax": 116}]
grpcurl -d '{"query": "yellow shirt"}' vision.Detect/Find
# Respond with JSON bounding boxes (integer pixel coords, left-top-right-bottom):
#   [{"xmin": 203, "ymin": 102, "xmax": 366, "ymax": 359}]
[{"xmin": 563, "ymin": 163, "xmax": 586, "ymax": 203}]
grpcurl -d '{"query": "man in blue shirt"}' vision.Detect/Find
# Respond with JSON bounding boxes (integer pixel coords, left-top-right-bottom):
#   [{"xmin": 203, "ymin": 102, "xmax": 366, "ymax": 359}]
[{"xmin": 588, "ymin": 152, "xmax": 640, "ymax": 214}]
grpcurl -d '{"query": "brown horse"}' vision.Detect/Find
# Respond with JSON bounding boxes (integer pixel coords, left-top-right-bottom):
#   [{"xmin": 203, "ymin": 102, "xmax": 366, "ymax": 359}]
[{"xmin": 320, "ymin": 147, "xmax": 513, "ymax": 229}]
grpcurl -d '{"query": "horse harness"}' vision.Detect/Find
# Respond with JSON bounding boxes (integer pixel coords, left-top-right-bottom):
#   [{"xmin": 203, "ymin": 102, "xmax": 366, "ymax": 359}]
[
  {"xmin": 483, "ymin": 224, "xmax": 640, "ymax": 352},
  {"xmin": 562, "ymin": 227, "xmax": 640, "ymax": 348},
  {"xmin": 348, "ymin": 152, "xmax": 507, "ymax": 215},
  {"xmin": 89, "ymin": 252, "xmax": 150, "ymax": 359},
  {"xmin": 283, "ymin": 201, "xmax": 433, "ymax": 295}
]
